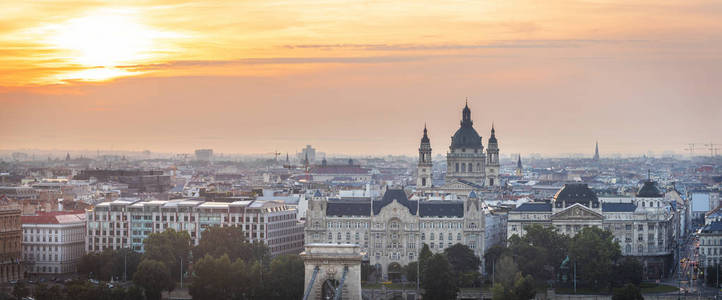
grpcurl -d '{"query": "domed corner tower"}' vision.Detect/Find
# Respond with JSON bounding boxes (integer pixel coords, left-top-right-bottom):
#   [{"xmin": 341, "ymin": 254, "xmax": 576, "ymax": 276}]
[
  {"xmin": 417, "ymin": 124, "xmax": 433, "ymax": 190},
  {"xmin": 446, "ymin": 101, "xmax": 486, "ymax": 185},
  {"xmin": 485, "ymin": 124, "xmax": 500, "ymax": 187}
]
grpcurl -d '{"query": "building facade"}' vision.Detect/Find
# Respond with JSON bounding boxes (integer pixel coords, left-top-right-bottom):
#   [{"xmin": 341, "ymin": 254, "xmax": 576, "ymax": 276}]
[
  {"xmin": 698, "ymin": 221, "xmax": 722, "ymax": 268},
  {"xmin": 86, "ymin": 199, "xmax": 304, "ymax": 257},
  {"xmin": 21, "ymin": 211, "xmax": 86, "ymax": 274},
  {"xmin": 417, "ymin": 101, "xmax": 500, "ymax": 195},
  {"xmin": 304, "ymin": 189, "xmax": 485, "ymax": 279},
  {"xmin": 0, "ymin": 203, "xmax": 22, "ymax": 282},
  {"xmin": 445, "ymin": 102, "xmax": 486, "ymax": 186},
  {"xmin": 507, "ymin": 182, "xmax": 675, "ymax": 279}
]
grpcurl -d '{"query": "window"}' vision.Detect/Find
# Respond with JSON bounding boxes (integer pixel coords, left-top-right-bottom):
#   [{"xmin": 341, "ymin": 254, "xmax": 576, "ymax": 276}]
[
  {"xmin": 457, "ymin": 233, "xmax": 462, "ymax": 241},
  {"xmin": 638, "ymin": 225, "xmax": 644, "ymax": 231},
  {"xmin": 430, "ymin": 233, "xmax": 434, "ymax": 240},
  {"xmin": 455, "ymin": 163, "xmax": 459, "ymax": 172}
]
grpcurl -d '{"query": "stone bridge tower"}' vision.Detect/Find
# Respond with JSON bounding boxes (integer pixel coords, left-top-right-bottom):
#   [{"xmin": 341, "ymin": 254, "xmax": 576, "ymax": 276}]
[{"xmin": 301, "ymin": 244, "xmax": 362, "ymax": 300}]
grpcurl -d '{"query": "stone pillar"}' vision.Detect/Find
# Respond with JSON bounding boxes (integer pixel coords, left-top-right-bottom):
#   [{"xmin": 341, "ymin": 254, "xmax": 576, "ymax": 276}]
[{"xmin": 301, "ymin": 244, "xmax": 362, "ymax": 300}]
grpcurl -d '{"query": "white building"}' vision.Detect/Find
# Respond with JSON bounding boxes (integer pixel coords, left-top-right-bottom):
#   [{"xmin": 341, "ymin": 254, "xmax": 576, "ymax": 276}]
[
  {"xmin": 85, "ymin": 199, "xmax": 304, "ymax": 257},
  {"xmin": 507, "ymin": 182, "xmax": 675, "ymax": 279},
  {"xmin": 22, "ymin": 211, "xmax": 86, "ymax": 274},
  {"xmin": 304, "ymin": 188, "xmax": 485, "ymax": 280},
  {"xmin": 698, "ymin": 221, "xmax": 722, "ymax": 268}
]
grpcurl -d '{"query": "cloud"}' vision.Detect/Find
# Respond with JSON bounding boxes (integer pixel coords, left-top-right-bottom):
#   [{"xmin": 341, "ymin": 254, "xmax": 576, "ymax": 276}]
[
  {"xmin": 115, "ymin": 55, "xmax": 431, "ymax": 71},
  {"xmin": 280, "ymin": 39, "xmax": 650, "ymax": 51}
]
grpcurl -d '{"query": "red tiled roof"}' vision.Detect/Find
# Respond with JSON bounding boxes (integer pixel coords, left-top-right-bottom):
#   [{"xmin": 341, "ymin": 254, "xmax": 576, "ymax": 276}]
[{"xmin": 22, "ymin": 210, "xmax": 86, "ymax": 224}]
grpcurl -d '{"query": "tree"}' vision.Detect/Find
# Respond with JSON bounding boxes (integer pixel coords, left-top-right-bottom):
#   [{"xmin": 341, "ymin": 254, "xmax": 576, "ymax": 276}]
[
  {"xmin": 133, "ymin": 259, "xmax": 174, "ymax": 300},
  {"xmin": 495, "ymin": 255, "xmax": 519, "ymax": 288},
  {"xmin": 418, "ymin": 243, "xmax": 433, "ymax": 282},
  {"xmin": 484, "ymin": 244, "xmax": 511, "ymax": 277},
  {"xmin": 611, "ymin": 283, "xmax": 643, "ymax": 300},
  {"xmin": 35, "ymin": 283, "xmax": 64, "ymax": 300},
  {"xmin": 508, "ymin": 224, "xmax": 569, "ymax": 282},
  {"xmin": 405, "ymin": 262, "xmax": 418, "ymax": 283},
  {"xmin": 193, "ymin": 226, "xmax": 247, "ymax": 262},
  {"xmin": 568, "ymin": 226, "xmax": 621, "ymax": 290},
  {"xmin": 189, "ymin": 254, "xmax": 236, "ymax": 300},
  {"xmin": 444, "ymin": 243, "xmax": 481, "ymax": 273},
  {"xmin": 613, "ymin": 257, "xmax": 643, "ymax": 287},
  {"xmin": 142, "ymin": 228, "xmax": 191, "ymax": 288},
  {"xmin": 11, "ymin": 282, "xmax": 29, "ymax": 300},
  {"xmin": 421, "ymin": 253, "xmax": 458, "ymax": 300},
  {"xmin": 265, "ymin": 255, "xmax": 305, "ymax": 300},
  {"xmin": 491, "ymin": 272, "xmax": 536, "ymax": 300},
  {"xmin": 445, "ymin": 243, "xmax": 482, "ymax": 287},
  {"xmin": 78, "ymin": 248, "xmax": 142, "ymax": 281}
]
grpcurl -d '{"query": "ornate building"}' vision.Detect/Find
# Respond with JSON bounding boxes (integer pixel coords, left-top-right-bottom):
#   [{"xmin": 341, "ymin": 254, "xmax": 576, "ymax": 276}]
[
  {"xmin": 416, "ymin": 101, "xmax": 500, "ymax": 194},
  {"xmin": 507, "ymin": 182, "xmax": 675, "ymax": 279},
  {"xmin": 0, "ymin": 203, "xmax": 22, "ymax": 282},
  {"xmin": 304, "ymin": 189, "xmax": 485, "ymax": 279}
]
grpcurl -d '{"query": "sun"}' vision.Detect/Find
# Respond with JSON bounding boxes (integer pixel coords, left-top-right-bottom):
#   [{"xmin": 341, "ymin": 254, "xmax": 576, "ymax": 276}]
[{"xmin": 49, "ymin": 10, "xmax": 156, "ymax": 67}]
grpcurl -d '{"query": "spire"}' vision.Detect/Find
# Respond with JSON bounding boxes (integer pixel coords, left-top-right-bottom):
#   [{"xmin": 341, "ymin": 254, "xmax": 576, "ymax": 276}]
[
  {"xmin": 488, "ymin": 123, "xmax": 497, "ymax": 144},
  {"xmin": 593, "ymin": 141, "xmax": 600, "ymax": 161},
  {"xmin": 517, "ymin": 155, "xmax": 522, "ymax": 169},
  {"xmin": 461, "ymin": 99, "xmax": 472, "ymax": 127},
  {"xmin": 421, "ymin": 124, "xmax": 430, "ymax": 143}
]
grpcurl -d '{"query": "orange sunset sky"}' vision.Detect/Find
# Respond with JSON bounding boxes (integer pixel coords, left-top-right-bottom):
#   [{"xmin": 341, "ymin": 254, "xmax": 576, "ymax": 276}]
[{"xmin": 1, "ymin": 0, "xmax": 721, "ymax": 156}]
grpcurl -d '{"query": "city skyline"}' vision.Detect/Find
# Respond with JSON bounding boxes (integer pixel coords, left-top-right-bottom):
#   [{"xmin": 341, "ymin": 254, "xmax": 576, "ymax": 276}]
[{"xmin": 1, "ymin": 0, "xmax": 721, "ymax": 155}]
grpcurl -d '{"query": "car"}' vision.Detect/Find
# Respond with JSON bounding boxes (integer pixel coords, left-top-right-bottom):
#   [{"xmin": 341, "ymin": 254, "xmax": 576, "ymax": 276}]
[
  {"xmin": 107, "ymin": 283, "xmax": 115, "ymax": 289},
  {"xmin": 27, "ymin": 279, "xmax": 36, "ymax": 284},
  {"xmin": 8, "ymin": 280, "xmax": 18, "ymax": 284},
  {"xmin": 88, "ymin": 279, "xmax": 100, "ymax": 285},
  {"xmin": 63, "ymin": 278, "xmax": 74, "ymax": 284}
]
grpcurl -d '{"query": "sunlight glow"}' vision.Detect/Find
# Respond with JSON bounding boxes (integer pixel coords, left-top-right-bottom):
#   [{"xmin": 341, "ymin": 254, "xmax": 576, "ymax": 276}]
[{"xmin": 41, "ymin": 9, "xmax": 177, "ymax": 82}]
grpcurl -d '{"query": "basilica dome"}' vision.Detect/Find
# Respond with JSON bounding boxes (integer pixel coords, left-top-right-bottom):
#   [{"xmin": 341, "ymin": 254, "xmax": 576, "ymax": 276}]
[{"xmin": 450, "ymin": 103, "xmax": 483, "ymax": 150}]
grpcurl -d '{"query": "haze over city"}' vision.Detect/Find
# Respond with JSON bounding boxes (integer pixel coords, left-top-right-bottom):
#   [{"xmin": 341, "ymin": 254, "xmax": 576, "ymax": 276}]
[{"xmin": 1, "ymin": 0, "xmax": 721, "ymax": 156}]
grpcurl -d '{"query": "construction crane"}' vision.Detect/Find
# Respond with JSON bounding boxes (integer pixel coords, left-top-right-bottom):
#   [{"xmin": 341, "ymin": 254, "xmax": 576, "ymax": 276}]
[
  {"xmin": 705, "ymin": 143, "xmax": 720, "ymax": 157},
  {"xmin": 684, "ymin": 143, "xmax": 698, "ymax": 156},
  {"xmin": 266, "ymin": 151, "xmax": 282, "ymax": 161}
]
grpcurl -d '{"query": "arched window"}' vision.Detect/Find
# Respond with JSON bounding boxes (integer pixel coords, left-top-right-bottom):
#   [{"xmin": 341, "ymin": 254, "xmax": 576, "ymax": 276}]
[
  {"xmin": 468, "ymin": 163, "xmax": 473, "ymax": 172},
  {"xmin": 346, "ymin": 232, "xmax": 351, "ymax": 240},
  {"xmin": 421, "ymin": 233, "xmax": 425, "ymax": 240},
  {"xmin": 625, "ymin": 244, "xmax": 632, "ymax": 253},
  {"xmin": 439, "ymin": 232, "xmax": 443, "ymax": 240},
  {"xmin": 642, "ymin": 202, "xmax": 645, "ymax": 207},
  {"xmin": 462, "ymin": 163, "xmax": 466, "ymax": 172},
  {"xmin": 430, "ymin": 233, "xmax": 435, "ymax": 240},
  {"xmin": 457, "ymin": 233, "xmax": 462, "ymax": 241},
  {"xmin": 328, "ymin": 232, "xmax": 333, "ymax": 240},
  {"xmin": 455, "ymin": 163, "xmax": 459, "ymax": 172}
]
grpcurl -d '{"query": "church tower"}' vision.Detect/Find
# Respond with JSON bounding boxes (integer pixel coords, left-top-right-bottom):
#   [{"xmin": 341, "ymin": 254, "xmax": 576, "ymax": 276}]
[
  {"xmin": 485, "ymin": 124, "xmax": 500, "ymax": 187},
  {"xmin": 593, "ymin": 141, "xmax": 600, "ymax": 161},
  {"xmin": 515, "ymin": 155, "xmax": 523, "ymax": 177},
  {"xmin": 446, "ymin": 101, "xmax": 486, "ymax": 185},
  {"xmin": 417, "ymin": 125, "xmax": 433, "ymax": 189}
]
